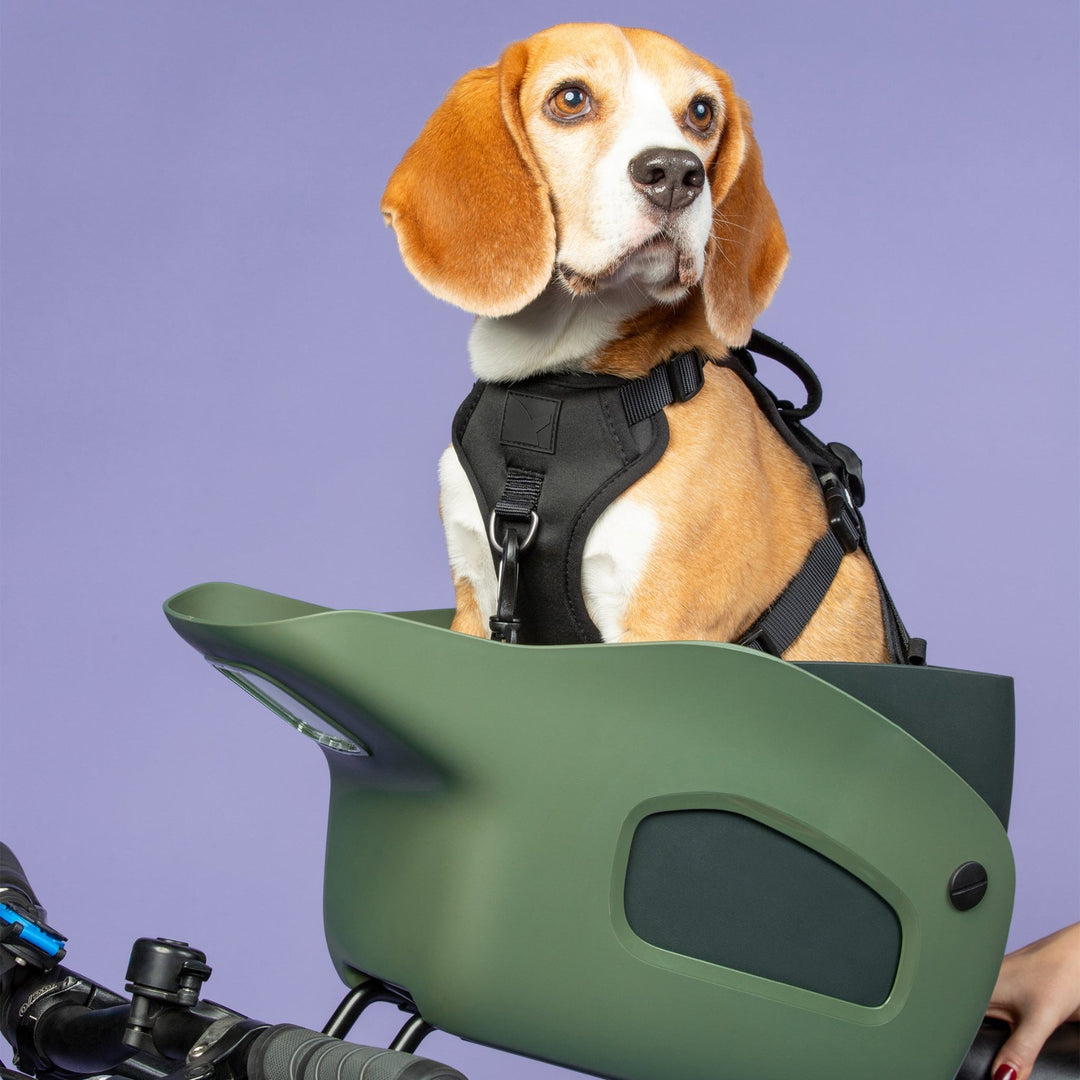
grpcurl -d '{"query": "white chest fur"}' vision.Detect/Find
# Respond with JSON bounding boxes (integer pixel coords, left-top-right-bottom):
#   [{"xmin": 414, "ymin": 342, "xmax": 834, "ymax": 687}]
[{"xmin": 438, "ymin": 446, "xmax": 659, "ymax": 641}]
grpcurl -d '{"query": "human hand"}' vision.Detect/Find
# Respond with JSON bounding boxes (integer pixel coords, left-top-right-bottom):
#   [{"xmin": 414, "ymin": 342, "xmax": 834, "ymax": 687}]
[{"xmin": 985, "ymin": 922, "xmax": 1080, "ymax": 1080}]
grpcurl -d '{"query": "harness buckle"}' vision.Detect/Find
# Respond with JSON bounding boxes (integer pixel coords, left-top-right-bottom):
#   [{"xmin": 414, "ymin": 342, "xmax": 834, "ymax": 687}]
[
  {"xmin": 827, "ymin": 441, "xmax": 865, "ymax": 507},
  {"xmin": 665, "ymin": 351, "xmax": 705, "ymax": 403},
  {"xmin": 820, "ymin": 473, "xmax": 861, "ymax": 554}
]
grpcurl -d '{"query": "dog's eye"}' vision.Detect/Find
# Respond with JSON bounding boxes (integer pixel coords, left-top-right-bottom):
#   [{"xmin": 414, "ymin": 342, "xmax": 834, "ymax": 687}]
[
  {"xmin": 686, "ymin": 99, "xmax": 715, "ymax": 133},
  {"xmin": 548, "ymin": 85, "xmax": 592, "ymax": 121}
]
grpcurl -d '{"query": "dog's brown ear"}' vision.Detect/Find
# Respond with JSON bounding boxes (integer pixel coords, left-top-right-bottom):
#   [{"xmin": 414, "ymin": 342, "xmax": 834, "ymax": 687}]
[
  {"xmin": 702, "ymin": 81, "xmax": 789, "ymax": 347},
  {"xmin": 380, "ymin": 42, "xmax": 556, "ymax": 317}
]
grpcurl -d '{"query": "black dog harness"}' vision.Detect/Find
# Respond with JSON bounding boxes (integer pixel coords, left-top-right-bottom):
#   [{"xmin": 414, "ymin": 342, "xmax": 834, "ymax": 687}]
[{"xmin": 452, "ymin": 330, "xmax": 923, "ymax": 663}]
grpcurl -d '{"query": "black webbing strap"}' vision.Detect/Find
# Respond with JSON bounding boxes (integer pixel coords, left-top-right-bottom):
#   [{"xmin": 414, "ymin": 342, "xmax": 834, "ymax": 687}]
[
  {"xmin": 615, "ymin": 342, "xmax": 862, "ymax": 660},
  {"xmin": 861, "ymin": 533, "xmax": 925, "ymax": 664},
  {"xmin": 723, "ymin": 332, "xmax": 924, "ymax": 665},
  {"xmin": 620, "ymin": 350, "xmax": 706, "ymax": 425},
  {"xmin": 492, "ymin": 467, "xmax": 543, "ymax": 521},
  {"xmin": 739, "ymin": 531, "xmax": 846, "ymax": 655}
]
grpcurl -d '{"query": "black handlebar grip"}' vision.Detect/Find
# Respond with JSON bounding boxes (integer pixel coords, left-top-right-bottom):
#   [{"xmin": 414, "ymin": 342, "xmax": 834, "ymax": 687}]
[
  {"xmin": 0, "ymin": 843, "xmax": 42, "ymax": 913},
  {"xmin": 956, "ymin": 1018, "xmax": 1080, "ymax": 1079},
  {"xmin": 246, "ymin": 1025, "xmax": 468, "ymax": 1080}
]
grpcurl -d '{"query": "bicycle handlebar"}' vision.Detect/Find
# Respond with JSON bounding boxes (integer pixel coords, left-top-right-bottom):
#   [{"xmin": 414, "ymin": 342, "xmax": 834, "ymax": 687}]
[
  {"xmin": 247, "ymin": 1026, "xmax": 465, "ymax": 1080},
  {"xmin": 3, "ymin": 957, "xmax": 467, "ymax": 1080},
  {"xmin": 955, "ymin": 1017, "xmax": 1079, "ymax": 1080}
]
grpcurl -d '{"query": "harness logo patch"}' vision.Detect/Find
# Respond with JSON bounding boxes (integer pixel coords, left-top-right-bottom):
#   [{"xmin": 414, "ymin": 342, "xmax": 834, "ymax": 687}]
[{"xmin": 501, "ymin": 392, "xmax": 560, "ymax": 454}]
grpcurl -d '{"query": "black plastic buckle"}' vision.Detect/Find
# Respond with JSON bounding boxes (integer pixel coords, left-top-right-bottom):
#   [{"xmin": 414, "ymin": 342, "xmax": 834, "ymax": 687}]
[
  {"xmin": 827, "ymin": 441, "xmax": 865, "ymax": 507},
  {"xmin": 736, "ymin": 623, "xmax": 772, "ymax": 654},
  {"xmin": 820, "ymin": 473, "xmax": 861, "ymax": 554},
  {"xmin": 665, "ymin": 351, "xmax": 705, "ymax": 403}
]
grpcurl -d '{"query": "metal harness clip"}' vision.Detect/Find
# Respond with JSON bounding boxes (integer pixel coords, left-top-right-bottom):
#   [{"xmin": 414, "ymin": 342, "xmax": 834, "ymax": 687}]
[{"xmin": 488, "ymin": 511, "xmax": 540, "ymax": 644}]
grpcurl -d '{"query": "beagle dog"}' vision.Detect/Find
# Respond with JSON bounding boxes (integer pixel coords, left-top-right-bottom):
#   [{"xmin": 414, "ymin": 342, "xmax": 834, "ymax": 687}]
[{"xmin": 381, "ymin": 23, "xmax": 889, "ymax": 662}]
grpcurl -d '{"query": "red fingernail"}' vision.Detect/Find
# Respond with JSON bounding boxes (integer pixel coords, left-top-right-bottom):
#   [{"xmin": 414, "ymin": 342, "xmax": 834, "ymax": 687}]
[{"xmin": 992, "ymin": 1066, "xmax": 1017, "ymax": 1080}]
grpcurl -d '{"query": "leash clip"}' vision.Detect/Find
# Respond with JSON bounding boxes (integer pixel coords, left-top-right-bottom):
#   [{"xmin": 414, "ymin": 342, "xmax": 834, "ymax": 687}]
[{"xmin": 488, "ymin": 511, "xmax": 540, "ymax": 644}]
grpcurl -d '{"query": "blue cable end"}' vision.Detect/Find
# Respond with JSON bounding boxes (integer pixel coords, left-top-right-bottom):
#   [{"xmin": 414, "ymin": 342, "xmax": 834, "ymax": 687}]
[{"xmin": 0, "ymin": 901, "xmax": 66, "ymax": 958}]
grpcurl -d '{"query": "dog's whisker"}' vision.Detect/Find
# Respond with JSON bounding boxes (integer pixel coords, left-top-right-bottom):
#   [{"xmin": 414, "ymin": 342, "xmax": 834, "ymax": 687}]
[
  {"xmin": 707, "ymin": 236, "xmax": 738, "ymax": 269},
  {"xmin": 711, "ymin": 214, "xmax": 752, "ymax": 235}
]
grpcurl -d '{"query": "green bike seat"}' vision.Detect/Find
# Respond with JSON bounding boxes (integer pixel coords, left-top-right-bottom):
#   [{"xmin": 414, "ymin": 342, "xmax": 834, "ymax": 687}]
[{"xmin": 165, "ymin": 581, "xmax": 1015, "ymax": 1080}]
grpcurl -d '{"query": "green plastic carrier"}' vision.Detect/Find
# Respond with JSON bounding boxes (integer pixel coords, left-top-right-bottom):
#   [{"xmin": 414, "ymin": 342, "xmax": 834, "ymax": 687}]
[{"xmin": 165, "ymin": 581, "xmax": 1015, "ymax": 1080}]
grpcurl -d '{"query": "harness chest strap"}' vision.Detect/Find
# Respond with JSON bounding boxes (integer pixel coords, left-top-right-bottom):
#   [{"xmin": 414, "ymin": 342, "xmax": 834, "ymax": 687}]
[
  {"xmin": 476, "ymin": 356, "xmax": 710, "ymax": 644},
  {"xmin": 453, "ymin": 364, "xmax": 671, "ymax": 645}
]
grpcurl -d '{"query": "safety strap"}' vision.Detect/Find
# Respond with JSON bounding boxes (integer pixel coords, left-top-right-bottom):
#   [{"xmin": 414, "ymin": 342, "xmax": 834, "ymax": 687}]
[
  {"xmin": 738, "ymin": 531, "xmax": 847, "ymax": 656},
  {"xmin": 724, "ymin": 332, "xmax": 925, "ymax": 665},
  {"xmin": 619, "ymin": 334, "xmax": 923, "ymax": 663}
]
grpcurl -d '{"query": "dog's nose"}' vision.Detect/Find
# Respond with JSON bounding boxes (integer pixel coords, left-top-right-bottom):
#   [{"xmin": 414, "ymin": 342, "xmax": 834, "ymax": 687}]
[{"xmin": 628, "ymin": 148, "xmax": 706, "ymax": 213}]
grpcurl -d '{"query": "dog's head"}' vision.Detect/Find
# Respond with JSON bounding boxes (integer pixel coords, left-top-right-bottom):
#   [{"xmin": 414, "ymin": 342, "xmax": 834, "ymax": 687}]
[{"xmin": 381, "ymin": 23, "xmax": 788, "ymax": 348}]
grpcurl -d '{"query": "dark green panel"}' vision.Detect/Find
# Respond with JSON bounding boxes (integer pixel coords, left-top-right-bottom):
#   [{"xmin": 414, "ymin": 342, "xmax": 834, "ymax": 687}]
[
  {"xmin": 799, "ymin": 662, "xmax": 1014, "ymax": 827},
  {"xmin": 625, "ymin": 809, "xmax": 901, "ymax": 1006}
]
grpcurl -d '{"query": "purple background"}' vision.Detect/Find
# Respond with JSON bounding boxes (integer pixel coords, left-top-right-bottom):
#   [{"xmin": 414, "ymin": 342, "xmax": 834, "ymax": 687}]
[{"xmin": 2, "ymin": 3, "xmax": 1077, "ymax": 1075}]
